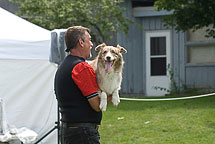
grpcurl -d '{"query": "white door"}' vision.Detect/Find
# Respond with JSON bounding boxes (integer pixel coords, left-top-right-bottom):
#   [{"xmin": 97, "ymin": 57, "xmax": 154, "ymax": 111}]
[{"xmin": 146, "ymin": 31, "xmax": 171, "ymax": 96}]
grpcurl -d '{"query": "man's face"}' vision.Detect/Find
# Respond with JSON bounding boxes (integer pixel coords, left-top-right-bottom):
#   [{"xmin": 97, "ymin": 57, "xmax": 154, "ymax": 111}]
[{"xmin": 83, "ymin": 31, "xmax": 93, "ymax": 59}]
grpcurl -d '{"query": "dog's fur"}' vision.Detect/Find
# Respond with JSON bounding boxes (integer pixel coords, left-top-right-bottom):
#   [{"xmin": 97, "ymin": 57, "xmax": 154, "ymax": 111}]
[{"xmin": 88, "ymin": 43, "xmax": 127, "ymax": 111}]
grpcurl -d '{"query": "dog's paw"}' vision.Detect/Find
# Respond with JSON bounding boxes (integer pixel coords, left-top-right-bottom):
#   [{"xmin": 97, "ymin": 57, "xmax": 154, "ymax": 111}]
[
  {"xmin": 99, "ymin": 101, "xmax": 107, "ymax": 111},
  {"xmin": 112, "ymin": 95, "xmax": 120, "ymax": 106},
  {"xmin": 100, "ymin": 92, "xmax": 107, "ymax": 111}
]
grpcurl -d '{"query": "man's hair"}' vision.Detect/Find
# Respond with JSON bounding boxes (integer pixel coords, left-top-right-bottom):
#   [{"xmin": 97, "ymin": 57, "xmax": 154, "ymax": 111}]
[{"xmin": 64, "ymin": 26, "xmax": 90, "ymax": 52}]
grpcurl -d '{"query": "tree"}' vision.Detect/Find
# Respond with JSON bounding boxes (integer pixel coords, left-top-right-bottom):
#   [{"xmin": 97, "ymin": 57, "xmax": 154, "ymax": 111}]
[
  {"xmin": 9, "ymin": 0, "xmax": 132, "ymax": 43},
  {"xmin": 155, "ymin": 0, "xmax": 215, "ymax": 38}
]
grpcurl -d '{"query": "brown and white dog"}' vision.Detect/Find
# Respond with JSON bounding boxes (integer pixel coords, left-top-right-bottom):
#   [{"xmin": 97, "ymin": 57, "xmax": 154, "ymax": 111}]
[{"xmin": 89, "ymin": 43, "xmax": 127, "ymax": 111}]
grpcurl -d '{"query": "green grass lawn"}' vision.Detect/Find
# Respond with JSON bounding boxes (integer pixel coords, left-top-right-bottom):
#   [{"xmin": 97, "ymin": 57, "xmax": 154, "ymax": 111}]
[{"xmin": 99, "ymin": 94, "xmax": 215, "ymax": 144}]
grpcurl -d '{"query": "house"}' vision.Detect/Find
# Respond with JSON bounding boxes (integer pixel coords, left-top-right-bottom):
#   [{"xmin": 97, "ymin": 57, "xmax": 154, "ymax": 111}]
[{"xmin": 118, "ymin": 0, "xmax": 215, "ymax": 96}]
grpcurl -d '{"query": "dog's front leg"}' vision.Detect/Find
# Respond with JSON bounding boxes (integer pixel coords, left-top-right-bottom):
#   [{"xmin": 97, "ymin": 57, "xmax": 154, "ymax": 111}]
[
  {"xmin": 99, "ymin": 91, "xmax": 107, "ymax": 111},
  {"xmin": 112, "ymin": 90, "xmax": 120, "ymax": 106}
]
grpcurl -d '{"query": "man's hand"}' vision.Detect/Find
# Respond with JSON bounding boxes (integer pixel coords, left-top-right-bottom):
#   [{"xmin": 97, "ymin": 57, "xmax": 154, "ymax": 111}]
[
  {"xmin": 88, "ymin": 95, "xmax": 112, "ymax": 112},
  {"xmin": 107, "ymin": 96, "xmax": 112, "ymax": 104}
]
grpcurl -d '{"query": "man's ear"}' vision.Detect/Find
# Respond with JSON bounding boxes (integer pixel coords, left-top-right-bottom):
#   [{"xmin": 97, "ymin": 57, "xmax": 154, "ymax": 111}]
[
  {"xmin": 117, "ymin": 44, "xmax": 127, "ymax": 54},
  {"xmin": 78, "ymin": 38, "xmax": 84, "ymax": 47},
  {"xmin": 95, "ymin": 43, "xmax": 106, "ymax": 51}
]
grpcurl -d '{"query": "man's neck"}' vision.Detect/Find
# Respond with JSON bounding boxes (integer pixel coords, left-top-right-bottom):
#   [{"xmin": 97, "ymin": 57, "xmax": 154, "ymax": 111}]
[{"xmin": 70, "ymin": 49, "xmax": 86, "ymax": 59}]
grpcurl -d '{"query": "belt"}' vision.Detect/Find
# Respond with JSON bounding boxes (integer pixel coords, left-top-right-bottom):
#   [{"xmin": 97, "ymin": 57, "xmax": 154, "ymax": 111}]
[{"xmin": 62, "ymin": 122, "xmax": 99, "ymax": 129}]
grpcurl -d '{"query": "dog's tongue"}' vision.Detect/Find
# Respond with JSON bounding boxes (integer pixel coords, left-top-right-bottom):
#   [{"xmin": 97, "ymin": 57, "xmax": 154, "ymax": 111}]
[{"xmin": 105, "ymin": 61, "xmax": 113, "ymax": 72}]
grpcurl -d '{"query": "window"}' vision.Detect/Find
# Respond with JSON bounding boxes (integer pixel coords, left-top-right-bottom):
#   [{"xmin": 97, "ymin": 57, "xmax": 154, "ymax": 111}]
[
  {"xmin": 188, "ymin": 46, "xmax": 215, "ymax": 64},
  {"xmin": 150, "ymin": 37, "xmax": 167, "ymax": 76},
  {"xmin": 187, "ymin": 26, "xmax": 215, "ymax": 64}
]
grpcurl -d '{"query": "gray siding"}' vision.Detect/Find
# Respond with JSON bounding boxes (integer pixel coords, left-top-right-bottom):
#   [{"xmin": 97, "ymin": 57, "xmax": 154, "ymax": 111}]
[
  {"xmin": 185, "ymin": 65, "xmax": 215, "ymax": 90},
  {"xmin": 172, "ymin": 31, "xmax": 186, "ymax": 90},
  {"xmin": 0, "ymin": 0, "xmax": 18, "ymax": 13},
  {"xmin": 118, "ymin": 20, "xmax": 144, "ymax": 94}
]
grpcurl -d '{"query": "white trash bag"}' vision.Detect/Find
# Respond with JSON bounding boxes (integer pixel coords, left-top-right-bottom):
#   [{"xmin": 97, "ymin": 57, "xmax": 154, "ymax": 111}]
[{"xmin": 0, "ymin": 99, "xmax": 37, "ymax": 143}]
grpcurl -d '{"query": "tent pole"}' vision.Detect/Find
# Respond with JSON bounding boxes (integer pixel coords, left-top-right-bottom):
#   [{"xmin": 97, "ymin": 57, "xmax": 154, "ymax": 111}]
[{"xmin": 34, "ymin": 102, "xmax": 60, "ymax": 144}]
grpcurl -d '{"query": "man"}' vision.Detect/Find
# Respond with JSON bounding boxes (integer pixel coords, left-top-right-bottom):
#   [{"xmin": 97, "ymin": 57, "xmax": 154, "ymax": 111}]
[{"xmin": 54, "ymin": 26, "xmax": 109, "ymax": 144}]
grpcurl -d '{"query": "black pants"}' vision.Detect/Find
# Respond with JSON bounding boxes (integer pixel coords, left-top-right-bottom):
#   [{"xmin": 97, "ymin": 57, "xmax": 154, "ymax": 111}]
[{"xmin": 60, "ymin": 126, "xmax": 100, "ymax": 144}]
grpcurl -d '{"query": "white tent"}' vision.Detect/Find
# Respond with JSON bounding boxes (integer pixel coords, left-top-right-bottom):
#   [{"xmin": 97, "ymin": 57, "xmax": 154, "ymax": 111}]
[{"xmin": 0, "ymin": 7, "xmax": 58, "ymax": 144}]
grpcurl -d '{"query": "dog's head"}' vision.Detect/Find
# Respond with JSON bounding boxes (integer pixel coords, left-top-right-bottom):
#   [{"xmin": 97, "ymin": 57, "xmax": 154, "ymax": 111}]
[{"xmin": 95, "ymin": 43, "xmax": 127, "ymax": 72}]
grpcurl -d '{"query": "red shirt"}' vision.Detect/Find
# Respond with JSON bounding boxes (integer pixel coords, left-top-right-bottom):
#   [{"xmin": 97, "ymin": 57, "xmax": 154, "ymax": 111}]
[{"xmin": 71, "ymin": 62, "xmax": 98, "ymax": 98}]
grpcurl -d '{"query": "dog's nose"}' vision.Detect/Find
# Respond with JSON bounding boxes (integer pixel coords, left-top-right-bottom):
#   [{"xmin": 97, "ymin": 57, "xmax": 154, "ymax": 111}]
[{"xmin": 106, "ymin": 56, "xmax": 111, "ymax": 61}]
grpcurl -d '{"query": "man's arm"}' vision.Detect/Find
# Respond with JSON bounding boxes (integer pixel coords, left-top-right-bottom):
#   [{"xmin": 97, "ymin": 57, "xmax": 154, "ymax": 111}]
[
  {"xmin": 72, "ymin": 63, "xmax": 112, "ymax": 112},
  {"xmin": 88, "ymin": 96, "xmax": 101, "ymax": 112}
]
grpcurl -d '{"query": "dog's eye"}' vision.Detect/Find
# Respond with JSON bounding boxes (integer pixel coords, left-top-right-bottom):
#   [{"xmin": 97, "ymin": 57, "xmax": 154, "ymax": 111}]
[
  {"xmin": 111, "ymin": 50, "xmax": 116, "ymax": 54},
  {"xmin": 103, "ymin": 51, "xmax": 107, "ymax": 54}
]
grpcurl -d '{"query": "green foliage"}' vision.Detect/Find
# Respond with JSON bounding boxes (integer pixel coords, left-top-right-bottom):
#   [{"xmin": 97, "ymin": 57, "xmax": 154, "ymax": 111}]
[
  {"xmin": 9, "ymin": 0, "xmax": 132, "ymax": 44},
  {"xmin": 155, "ymin": 0, "xmax": 215, "ymax": 38}
]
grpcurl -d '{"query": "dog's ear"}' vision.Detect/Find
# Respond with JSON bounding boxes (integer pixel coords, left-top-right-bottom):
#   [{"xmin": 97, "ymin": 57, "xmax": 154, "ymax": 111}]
[
  {"xmin": 95, "ymin": 43, "xmax": 106, "ymax": 52},
  {"xmin": 117, "ymin": 44, "xmax": 127, "ymax": 54}
]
